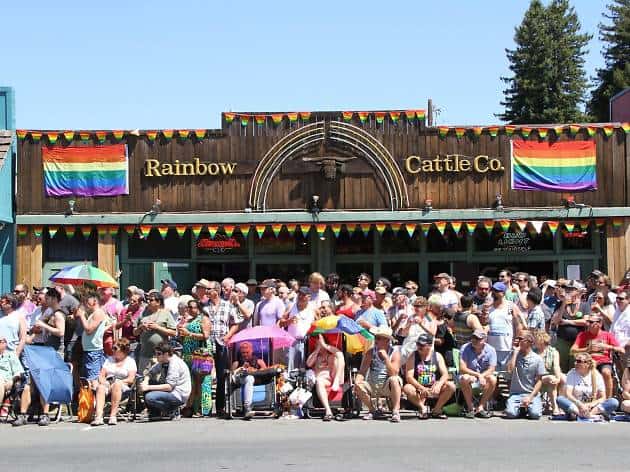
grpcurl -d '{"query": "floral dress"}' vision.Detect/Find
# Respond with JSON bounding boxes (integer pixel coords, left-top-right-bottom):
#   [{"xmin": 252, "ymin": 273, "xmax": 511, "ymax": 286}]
[{"xmin": 180, "ymin": 315, "xmax": 214, "ymax": 416}]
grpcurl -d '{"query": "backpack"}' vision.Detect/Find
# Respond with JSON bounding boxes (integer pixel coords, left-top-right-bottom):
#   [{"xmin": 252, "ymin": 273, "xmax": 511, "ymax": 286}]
[{"xmin": 77, "ymin": 381, "xmax": 95, "ymax": 423}]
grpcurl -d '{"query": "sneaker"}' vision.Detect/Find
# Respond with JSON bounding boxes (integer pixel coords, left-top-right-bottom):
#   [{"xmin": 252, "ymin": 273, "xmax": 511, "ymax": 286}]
[
  {"xmin": 38, "ymin": 414, "xmax": 50, "ymax": 427},
  {"xmin": 362, "ymin": 412, "xmax": 374, "ymax": 420},
  {"xmin": 373, "ymin": 410, "xmax": 387, "ymax": 420},
  {"xmin": 169, "ymin": 408, "xmax": 181, "ymax": 421},
  {"xmin": 12, "ymin": 414, "xmax": 27, "ymax": 427},
  {"xmin": 243, "ymin": 406, "xmax": 254, "ymax": 421},
  {"xmin": 465, "ymin": 410, "xmax": 476, "ymax": 419},
  {"xmin": 390, "ymin": 411, "xmax": 401, "ymax": 423},
  {"xmin": 476, "ymin": 410, "xmax": 492, "ymax": 419},
  {"xmin": 90, "ymin": 416, "xmax": 104, "ymax": 427},
  {"xmin": 108, "ymin": 416, "xmax": 118, "ymax": 426}
]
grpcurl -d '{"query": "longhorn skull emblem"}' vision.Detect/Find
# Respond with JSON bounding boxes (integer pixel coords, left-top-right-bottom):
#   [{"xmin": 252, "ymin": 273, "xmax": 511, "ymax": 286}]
[{"xmin": 302, "ymin": 156, "xmax": 357, "ymax": 181}]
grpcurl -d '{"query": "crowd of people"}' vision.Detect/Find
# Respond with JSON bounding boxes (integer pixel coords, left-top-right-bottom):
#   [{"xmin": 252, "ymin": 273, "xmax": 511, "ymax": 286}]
[{"xmin": 1, "ymin": 268, "xmax": 630, "ymax": 426}]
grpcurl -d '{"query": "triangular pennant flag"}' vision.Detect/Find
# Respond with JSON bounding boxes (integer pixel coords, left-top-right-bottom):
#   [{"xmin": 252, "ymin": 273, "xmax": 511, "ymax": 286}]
[
  {"xmin": 520, "ymin": 127, "xmax": 532, "ymax": 139},
  {"xmin": 146, "ymin": 131, "xmax": 158, "ymax": 142},
  {"xmin": 483, "ymin": 220, "xmax": 495, "ymax": 234},
  {"xmin": 95, "ymin": 131, "xmax": 107, "ymax": 144},
  {"xmin": 299, "ymin": 112, "xmax": 311, "ymax": 122},
  {"xmin": 602, "ymin": 126, "xmax": 614, "ymax": 138},
  {"xmin": 612, "ymin": 217, "xmax": 624, "ymax": 230},
  {"xmin": 563, "ymin": 222, "xmax": 575, "ymax": 233},
  {"xmin": 298, "ymin": 224, "xmax": 311, "ymax": 236},
  {"xmin": 315, "ymin": 224, "xmax": 327, "ymax": 238},
  {"xmin": 358, "ymin": 112, "xmax": 369, "ymax": 124},
  {"xmin": 454, "ymin": 128, "xmax": 466, "ymax": 139},
  {"xmin": 285, "ymin": 224, "xmax": 297, "ymax": 236},
  {"xmin": 97, "ymin": 226, "xmax": 108, "ymax": 238},
  {"xmin": 434, "ymin": 221, "xmax": 447, "ymax": 235},
  {"xmin": 389, "ymin": 111, "xmax": 400, "ymax": 124},
  {"xmin": 47, "ymin": 226, "xmax": 58, "ymax": 238},
  {"xmin": 375, "ymin": 112, "xmax": 386, "ymax": 124},
  {"xmin": 191, "ymin": 225, "xmax": 203, "ymax": 239},
  {"xmin": 16, "ymin": 130, "xmax": 28, "ymax": 140},
  {"xmin": 255, "ymin": 225, "xmax": 266, "ymax": 238},
  {"xmin": 342, "ymin": 111, "xmax": 354, "ymax": 122},
  {"xmin": 530, "ymin": 221, "xmax": 544, "ymax": 234},
  {"xmin": 224, "ymin": 112, "xmax": 235, "ymax": 124},
  {"xmin": 594, "ymin": 218, "xmax": 606, "ymax": 228},
  {"xmin": 30, "ymin": 132, "xmax": 42, "ymax": 143},
  {"xmin": 108, "ymin": 225, "xmax": 119, "ymax": 237},
  {"xmin": 578, "ymin": 220, "xmax": 590, "ymax": 230},
  {"xmin": 438, "ymin": 126, "xmax": 449, "ymax": 139},
  {"xmin": 255, "ymin": 115, "xmax": 266, "ymax": 126},
  {"xmin": 472, "ymin": 127, "xmax": 483, "ymax": 138},
  {"xmin": 586, "ymin": 126, "xmax": 596, "ymax": 138},
  {"xmin": 193, "ymin": 129, "xmax": 206, "ymax": 140},
  {"xmin": 374, "ymin": 223, "xmax": 387, "ymax": 235},
  {"xmin": 122, "ymin": 225, "xmax": 136, "ymax": 236},
  {"xmin": 537, "ymin": 128, "xmax": 548, "ymax": 139},
  {"xmin": 569, "ymin": 125, "xmax": 581, "ymax": 136},
  {"xmin": 161, "ymin": 130, "xmax": 174, "ymax": 141},
  {"xmin": 177, "ymin": 130, "xmax": 189, "ymax": 139},
  {"xmin": 622, "ymin": 123, "xmax": 630, "ymax": 134},
  {"xmin": 515, "ymin": 220, "xmax": 527, "ymax": 232},
  {"xmin": 465, "ymin": 221, "xmax": 477, "ymax": 235},
  {"xmin": 405, "ymin": 110, "xmax": 417, "ymax": 121},
  {"xmin": 499, "ymin": 220, "xmax": 511, "ymax": 232},
  {"xmin": 17, "ymin": 225, "xmax": 28, "ymax": 238},
  {"xmin": 112, "ymin": 130, "xmax": 125, "ymax": 141},
  {"xmin": 138, "ymin": 225, "xmax": 151, "ymax": 239},
  {"xmin": 546, "ymin": 221, "xmax": 559, "ymax": 235},
  {"xmin": 421, "ymin": 223, "xmax": 432, "ymax": 237},
  {"xmin": 208, "ymin": 225, "xmax": 219, "ymax": 238},
  {"xmin": 271, "ymin": 224, "xmax": 283, "ymax": 237},
  {"xmin": 487, "ymin": 126, "xmax": 499, "ymax": 138},
  {"xmin": 239, "ymin": 225, "xmax": 250, "ymax": 238},
  {"xmin": 157, "ymin": 226, "xmax": 169, "ymax": 239},
  {"xmin": 504, "ymin": 125, "xmax": 516, "ymax": 137},
  {"xmin": 271, "ymin": 114, "xmax": 284, "ymax": 126},
  {"xmin": 175, "ymin": 225, "xmax": 187, "ymax": 238},
  {"xmin": 64, "ymin": 225, "xmax": 77, "ymax": 238},
  {"xmin": 240, "ymin": 116, "xmax": 250, "ymax": 127},
  {"xmin": 46, "ymin": 133, "xmax": 59, "ymax": 145},
  {"xmin": 358, "ymin": 223, "xmax": 371, "ymax": 237},
  {"xmin": 79, "ymin": 132, "xmax": 91, "ymax": 143},
  {"xmin": 416, "ymin": 110, "xmax": 426, "ymax": 121},
  {"xmin": 553, "ymin": 126, "xmax": 564, "ymax": 137},
  {"xmin": 330, "ymin": 224, "xmax": 342, "ymax": 238},
  {"xmin": 404, "ymin": 223, "xmax": 416, "ymax": 237},
  {"xmin": 390, "ymin": 223, "xmax": 401, "ymax": 233},
  {"xmin": 33, "ymin": 226, "xmax": 43, "ymax": 238},
  {"xmin": 450, "ymin": 221, "xmax": 463, "ymax": 235},
  {"xmin": 80, "ymin": 225, "xmax": 93, "ymax": 239},
  {"xmin": 287, "ymin": 113, "xmax": 298, "ymax": 124},
  {"xmin": 223, "ymin": 225, "xmax": 235, "ymax": 237}
]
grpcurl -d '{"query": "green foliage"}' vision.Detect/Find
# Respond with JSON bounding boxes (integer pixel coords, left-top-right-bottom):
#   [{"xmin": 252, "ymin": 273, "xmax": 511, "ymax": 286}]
[
  {"xmin": 499, "ymin": 0, "xmax": 592, "ymax": 124},
  {"xmin": 588, "ymin": 0, "xmax": 630, "ymax": 121}
]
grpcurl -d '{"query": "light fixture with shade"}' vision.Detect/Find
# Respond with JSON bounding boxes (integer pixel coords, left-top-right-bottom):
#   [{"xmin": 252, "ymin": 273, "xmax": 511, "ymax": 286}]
[
  {"xmin": 65, "ymin": 199, "xmax": 76, "ymax": 216},
  {"xmin": 493, "ymin": 193, "xmax": 504, "ymax": 211},
  {"xmin": 423, "ymin": 198, "xmax": 433, "ymax": 213},
  {"xmin": 309, "ymin": 195, "xmax": 321, "ymax": 216}
]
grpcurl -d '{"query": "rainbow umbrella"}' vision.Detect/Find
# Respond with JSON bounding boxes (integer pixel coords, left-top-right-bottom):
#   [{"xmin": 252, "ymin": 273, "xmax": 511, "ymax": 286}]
[
  {"xmin": 308, "ymin": 315, "xmax": 374, "ymax": 354},
  {"xmin": 49, "ymin": 263, "xmax": 119, "ymax": 288}
]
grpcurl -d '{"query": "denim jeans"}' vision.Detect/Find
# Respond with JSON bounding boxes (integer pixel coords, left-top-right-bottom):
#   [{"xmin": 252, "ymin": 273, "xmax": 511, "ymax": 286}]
[
  {"xmin": 505, "ymin": 393, "xmax": 543, "ymax": 419},
  {"xmin": 287, "ymin": 340, "xmax": 305, "ymax": 372},
  {"xmin": 557, "ymin": 396, "xmax": 619, "ymax": 416},
  {"xmin": 234, "ymin": 374, "xmax": 255, "ymax": 407},
  {"xmin": 144, "ymin": 391, "xmax": 184, "ymax": 415}
]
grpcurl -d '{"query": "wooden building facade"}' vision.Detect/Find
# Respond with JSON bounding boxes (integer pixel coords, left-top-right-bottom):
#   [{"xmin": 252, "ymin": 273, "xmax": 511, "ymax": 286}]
[{"xmin": 14, "ymin": 111, "xmax": 630, "ymax": 292}]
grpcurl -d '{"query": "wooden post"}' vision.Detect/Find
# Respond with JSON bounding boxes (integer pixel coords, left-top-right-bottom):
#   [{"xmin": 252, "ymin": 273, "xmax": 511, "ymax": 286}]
[
  {"xmin": 16, "ymin": 231, "xmax": 42, "ymax": 288},
  {"xmin": 606, "ymin": 218, "xmax": 630, "ymax": 284},
  {"xmin": 97, "ymin": 234, "xmax": 117, "ymax": 279},
  {"xmin": 427, "ymin": 99, "xmax": 434, "ymax": 127}
]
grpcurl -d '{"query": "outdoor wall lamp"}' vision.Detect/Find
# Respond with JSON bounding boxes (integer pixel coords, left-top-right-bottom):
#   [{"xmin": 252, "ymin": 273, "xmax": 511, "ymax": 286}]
[
  {"xmin": 146, "ymin": 198, "xmax": 162, "ymax": 217},
  {"xmin": 309, "ymin": 195, "xmax": 321, "ymax": 216},
  {"xmin": 423, "ymin": 198, "xmax": 433, "ymax": 213},
  {"xmin": 65, "ymin": 199, "xmax": 76, "ymax": 216},
  {"xmin": 493, "ymin": 193, "xmax": 504, "ymax": 211}
]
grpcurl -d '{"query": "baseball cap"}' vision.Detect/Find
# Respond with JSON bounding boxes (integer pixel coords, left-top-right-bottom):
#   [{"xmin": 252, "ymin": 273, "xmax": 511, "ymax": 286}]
[
  {"xmin": 375, "ymin": 286, "xmax": 387, "ymax": 295},
  {"xmin": 195, "ymin": 279, "xmax": 211, "ymax": 289},
  {"xmin": 472, "ymin": 329, "xmax": 487, "ymax": 339},
  {"xmin": 298, "ymin": 286, "xmax": 311, "ymax": 296},
  {"xmin": 588, "ymin": 270, "xmax": 604, "ymax": 279},
  {"xmin": 433, "ymin": 272, "xmax": 450, "ymax": 280},
  {"xmin": 246, "ymin": 278, "xmax": 258, "ymax": 286},
  {"xmin": 416, "ymin": 334, "xmax": 434, "ymax": 345},
  {"xmin": 492, "ymin": 281, "xmax": 507, "ymax": 292},
  {"xmin": 392, "ymin": 287, "xmax": 406, "ymax": 296},
  {"xmin": 258, "ymin": 279, "xmax": 277, "ymax": 289},
  {"xmin": 234, "ymin": 282, "xmax": 248, "ymax": 294},
  {"xmin": 361, "ymin": 289, "xmax": 376, "ymax": 301},
  {"xmin": 161, "ymin": 279, "xmax": 178, "ymax": 290}
]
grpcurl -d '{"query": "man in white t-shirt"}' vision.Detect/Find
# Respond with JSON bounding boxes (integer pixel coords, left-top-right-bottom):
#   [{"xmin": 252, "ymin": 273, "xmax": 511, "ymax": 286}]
[
  {"xmin": 434, "ymin": 273, "xmax": 460, "ymax": 312},
  {"xmin": 161, "ymin": 279, "xmax": 180, "ymax": 319},
  {"xmin": 280, "ymin": 287, "xmax": 316, "ymax": 371}
]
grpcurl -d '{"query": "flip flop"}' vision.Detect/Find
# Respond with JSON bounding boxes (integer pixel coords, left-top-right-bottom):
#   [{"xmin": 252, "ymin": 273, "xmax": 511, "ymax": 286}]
[
  {"xmin": 323, "ymin": 414, "xmax": 333, "ymax": 422},
  {"xmin": 431, "ymin": 412, "xmax": 448, "ymax": 420},
  {"xmin": 334, "ymin": 414, "xmax": 346, "ymax": 422}
]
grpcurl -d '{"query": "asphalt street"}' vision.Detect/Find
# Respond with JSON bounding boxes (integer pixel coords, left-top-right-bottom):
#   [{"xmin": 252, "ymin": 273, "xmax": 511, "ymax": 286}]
[{"xmin": 1, "ymin": 415, "xmax": 627, "ymax": 472}]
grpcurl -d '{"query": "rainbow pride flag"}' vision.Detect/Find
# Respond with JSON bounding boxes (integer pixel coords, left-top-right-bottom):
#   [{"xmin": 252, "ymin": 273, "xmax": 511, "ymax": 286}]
[
  {"xmin": 42, "ymin": 144, "xmax": 128, "ymax": 197},
  {"xmin": 511, "ymin": 140, "xmax": 596, "ymax": 192}
]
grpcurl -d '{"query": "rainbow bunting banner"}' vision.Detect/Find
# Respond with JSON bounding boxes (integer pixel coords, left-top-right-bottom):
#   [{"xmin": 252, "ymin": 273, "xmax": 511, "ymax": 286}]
[
  {"xmin": 108, "ymin": 225, "xmax": 119, "ymax": 237},
  {"xmin": 405, "ymin": 110, "xmax": 416, "ymax": 121},
  {"xmin": 487, "ymin": 127, "xmax": 499, "ymax": 138},
  {"xmin": 177, "ymin": 130, "xmax": 189, "ymax": 139},
  {"xmin": 255, "ymin": 225, "xmax": 266, "ymax": 238},
  {"xmin": 112, "ymin": 131, "xmax": 125, "ymax": 141},
  {"xmin": 546, "ymin": 221, "xmax": 559, "ymax": 235},
  {"xmin": 586, "ymin": 126, "xmax": 596, "ymax": 138},
  {"xmin": 193, "ymin": 129, "xmax": 205, "ymax": 140},
  {"xmin": 224, "ymin": 113, "xmax": 235, "ymax": 124},
  {"xmin": 191, "ymin": 225, "xmax": 203, "ymax": 239},
  {"xmin": 465, "ymin": 221, "xmax": 477, "ymax": 235},
  {"xmin": 472, "ymin": 127, "xmax": 483, "ymax": 138},
  {"xmin": 434, "ymin": 221, "xmax": 447, "ymax": 235},
  {"xmin": 602, "ymin": 126, "xmax": 614, "ymax": 138},
  {"xmin": 271, "ymin": 114, "xmax": 283, "ymax": 126},
  {"xmin": 358, "ymin": 112, "xmax": 369, "ymax": 124},
  {"xmin": 537, "ymin": 128, "xmax": 548, "ymax": 140},
  {"xmin": 46, "ymin": 133, "xmax": 59, "ymax": 145},
  {"xmin": 511, "ymin": 140, "xmax": 596, "ymax": 192},
  {"xmin": 162, "ymin": 130, "xmax": 174, "ymax": 141},
  {"xmin": 33, "ymin": 226, "xmax": 43, "ymax": 238},
  {"xmin": 455, "ymin": 128, "xmax": 466, "ymax": 139},
  {"xmin": 285, "ymin": 224, "xmax": 297, "ymax": 236},
  {"xmin": 569, "ymin": 125, "xmax": 581, "ymax": 136},
  {"xmin": 563, "ymin": 222, "xmax": 575, "ymax": 233},
  {"xmin": 240, "ymin": 116, "xmax": 249, "ymax": 127},
  {"xmin": 255, "ymin": 115, "xmax": 266, "ymax": 126},
  {"xmin": 330, "ymin": 224, "xmax": 342, "ymax": 238},
  {"xmin": 404, "ymin": 223, "xmax": 416, "ymax": 237},
  {"xmin": 300, "ymin": 112, "xmax": 311, "ymax": 121},
  {"xmin": 122, "ymin": 225, "xmax": 135, "ymax": 236},
  {"xmin": 95, "ymin": 131, "xmax": 107, "ymax": 144},
  {"xmin": 416, "ymin": 110, "xmax": 426, "ymax": 120},
  {"xmin": 375, "ymin": 223, "xmax": 387, "ymax": 234},
  {"xmin": 612, "ymin": 218, "xmax": 624, "ymax": 231},
  {"xmin": 47, "ymin": 226, "xmax": 58, "ymax": 238},
  {"xmin": 156, "ymin": 226, "xmax": 168, "ymax": 239},
  {"xmin": 145, "ymin": 131, "xmax": 158, "ymax": 142},
  {"xmin": 271, "ymin": 224, "xmax": 283, "ymax": 237},
  {"xmin": 358, "ymin": 224, "xmax": 371, "ymax": 237},
  {"xmin": 16, "ymin": 130, "xmax": 28, "ymax": 140},
  {"xmin": 421, "ymin": 223, "xmax": 432, "ymax": 237},
  {"xmin": 595, "ymin": 218, "xmax": 606, "ymax": 228},
  {"xmin": 287, "ymin": 113, "xmax": 298, "ymax": 124},
  {"xmin": 389, "ymin": 112, "xmax": 400, "ymax": 124},
  {"xmin": 79, "ymin": 132, "xmax": 91, "ymax": 143},
  {"xmin": 239, "ymin": 225, "xmax": 251, "ymax": 238},
  {"xmin": 97, "ymin": 226, "xmax": 107, "ymax": 238},
  {"xmin": 499, "ymin": 220, "xmax": 511, "ymax": 232},
  {"xmin": 515, "ymin": 220, "xmax": 527, "ymax": 232},
  {"xmin": 298, "ymin": 224, "xmax": 311, "ymax": 236},
  {"xmin": 553, "ymin": 126, "xmax": 564, "ymax": 137},
  {"xmin": 450, "ymin": 221, "xmax": 463, "ymax": 235},
  {"xmin": 206, "ymin": 225, "xmax": 218, "ymax": 238},
  {"xmin": 17, "ymin": 225, "xmax": 28, "ymax": 238},
  {"xmin": 390, "ymin": 223, "xmax": 401, "ymax": 233},
  {"xmin": 175, "ymin": 225, "xmax": 187, "ymax": 238},
  {"xmin": 483, "ymin": 220, "xmax": 495, "ymax": 234},
  {"xmin": 31, "ymin": 132, "xmax": 42, "ymax": 142},
  {"xmin": 578, "ymin": 220, "xmax": 590, "ymax": 230},
  {"xmin": 375, "ymin": 112, "xmax": 385, "ymax": 124},
  {"xmin": 520, "ymin": 127, "xmax": 532, "ymax": 139},
  {"xmin": 342, "ymin": 112, "xmax": 354, "ymax": 122},
  {"xmin": 79, "ymin": 225, "xmax": 93, "ymax": 239},
  {"xmin": 138, "ymin": 225, "xmax": 151, "ymax": 239},
  {"xmin": 42, "ymin": 144, "xmax": 129, "ymax": 197},
  {"xmin": 223, "ymin": 225, "xmax": 235, "ymax": 237},
  {"xmin": 530, "ymin": 221, "xmax": 544, "ymax": 234},
  {"xmin": 63, "ymin": 225, "xmax": 77, "ymax": 238},
  {"xmin": 315, "ymin": 224, "xmax": 327, "ymax": 238},
  {"xmin": 504, "ymin": 125, "xmax": 516, "ymax": 137},
  {"xmin": 622, "ymin": 123, "xmax": 630, "ymax": 134},
  {"xmin": 62, "ymin": 131, "xmax": 75, "ymax": 142},
  {"xmin": 438, "ymin": 127, "xmax": 449, "ymax": 139}
]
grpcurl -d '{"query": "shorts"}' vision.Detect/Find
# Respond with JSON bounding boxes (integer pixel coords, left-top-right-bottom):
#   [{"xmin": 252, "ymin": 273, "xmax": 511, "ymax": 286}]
[
  {"xmin": 356, "ymin": 376, "xmax": 402, "ymax": 398},
  {"xmin": 596, "ymin": 363, "xmax": 613, "ymax": 373},
  {"xmin": 83, "ymin": 350, "xmax": 105, "ymax": 381}
]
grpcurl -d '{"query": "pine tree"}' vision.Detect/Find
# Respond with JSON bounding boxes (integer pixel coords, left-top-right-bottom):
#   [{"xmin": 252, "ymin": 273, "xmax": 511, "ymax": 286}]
[
  {"xmin": 499, "ymin": 0, "xmax": 591, "ymax": 124},
  {"xmin": 588, "ymin": 0, "xmax": 630, "ymax": 122}
]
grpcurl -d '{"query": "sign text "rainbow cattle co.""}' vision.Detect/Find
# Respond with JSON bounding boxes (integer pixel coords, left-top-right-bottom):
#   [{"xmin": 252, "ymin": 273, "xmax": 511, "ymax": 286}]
[
  {"xmin": 404, "ymin": 154, "xmax": 505, "ymax": 174},
  {"xmin": 144, "ymin": 158, "xmax": 237, "ymax": 177}
]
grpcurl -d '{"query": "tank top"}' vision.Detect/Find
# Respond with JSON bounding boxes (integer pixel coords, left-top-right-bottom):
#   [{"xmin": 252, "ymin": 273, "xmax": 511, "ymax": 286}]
[
  {"xmin": 81, "ymin": 311, "xmax": 106, "ymax": 352},
  {"xmin": 414, "ymin": 350, "xmax": 438, "ymax": 387},
  {"xmin": 487, "ymin": 302, "xmax": 514, "ymax": 352},
  {"xmin": 0, "ymin": 312, "xmax": 21, "ymax": 352},
  {"xmin": 336, "ymin": 305, "xmax": 355, "ymax": 319},
  {"xmin": 369, "ymin": 345, "xmax": 394, "ymax": 384},
  {"xmin": 453, "ymin": 311, "xmax": 474, "ymax": 348},
  {"xmin": 44, "ymin": 310, "xmax": 65, "ymax": 358}
]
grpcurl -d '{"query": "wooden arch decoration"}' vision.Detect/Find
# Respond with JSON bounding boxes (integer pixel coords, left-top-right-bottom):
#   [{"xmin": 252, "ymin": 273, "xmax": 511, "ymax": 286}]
[{"xmin": 248, "ymin": 121, "xmax": 409, "ymax": 211}]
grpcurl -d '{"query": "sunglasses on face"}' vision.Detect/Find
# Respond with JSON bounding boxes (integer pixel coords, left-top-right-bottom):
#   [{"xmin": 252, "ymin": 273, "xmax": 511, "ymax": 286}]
[
  {"xmin": 148, "ymin": 298, "xmax": 159, "ymax": 302},
  {"xmin": 155, "ymin": 351, "xmax": 164, "ymax": 356},
  {"xmin": 617, "ymin": 297, "xmax": 628, "ymax": 302},
  {"xmin": 587, "ymin": 319, "xmax": 602, "ymax": 324},
  {"xmin": 575, "ymin": 359, "xmax": 588, "ymax": 364}
]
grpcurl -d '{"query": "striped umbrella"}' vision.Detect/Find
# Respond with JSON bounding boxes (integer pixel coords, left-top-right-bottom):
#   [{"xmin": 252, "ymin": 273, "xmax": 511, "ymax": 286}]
[
  {"xmin": 308, "ymin": 315, "xmax": 374, "ymax": 354},
  {"xmin": 49, "ymin": 263, "xmax": 119, "ymax": 288}
]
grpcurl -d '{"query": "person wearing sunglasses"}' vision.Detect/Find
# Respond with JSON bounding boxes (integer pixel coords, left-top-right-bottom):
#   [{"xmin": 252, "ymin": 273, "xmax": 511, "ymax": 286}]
[
  {"xmin": 504, "ymin": 331, "xmax": 545, "ymax": 419},
  {"xmin": 556, "ymin": 353, "xmax": 618, "ymax": 421},
  {"xmin": 571, "ymin": 314, "xmax": 624, "ymax": 398},
  {"xmin": 610, "ymin": 290, "xmax": 630, "ymax": 371}
]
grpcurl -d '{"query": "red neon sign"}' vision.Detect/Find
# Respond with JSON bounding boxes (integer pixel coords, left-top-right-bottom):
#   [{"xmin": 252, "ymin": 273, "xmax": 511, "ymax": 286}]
[{"xmin": 196, "ymin": 238, "xmax": 241, "ymax": 249}]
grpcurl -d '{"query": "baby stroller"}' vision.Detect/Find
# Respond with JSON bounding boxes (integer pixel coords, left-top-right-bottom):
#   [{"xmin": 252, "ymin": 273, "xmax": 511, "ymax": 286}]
[
  {"xmin": 300, "ymin": 315, "xmax": 373, "ymax": 419},
  {"xmin": 225, "ymin": 326, "xmax": 291, "ymax": 419}
]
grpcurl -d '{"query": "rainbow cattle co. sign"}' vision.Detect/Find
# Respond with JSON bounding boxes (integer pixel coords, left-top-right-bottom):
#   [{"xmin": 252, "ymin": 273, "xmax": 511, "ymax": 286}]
[
  {"xmin": 404, "ymin": 154, "xmax": 505, "ymax": 174},
  {"xmin": 144, "ymin": 158, "xmax": 237, "ymax": 177}
]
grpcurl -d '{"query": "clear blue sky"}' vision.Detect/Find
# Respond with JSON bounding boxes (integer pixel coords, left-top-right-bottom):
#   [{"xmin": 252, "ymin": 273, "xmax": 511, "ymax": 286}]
[{"xmin": 3, "ymin": 0, "xmax": 608, "ymax": 129}]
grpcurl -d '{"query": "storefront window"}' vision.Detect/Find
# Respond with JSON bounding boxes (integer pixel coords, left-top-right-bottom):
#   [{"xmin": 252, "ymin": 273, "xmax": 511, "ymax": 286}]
[
  {"xmin": 381, "ymin": 262, "xmax": 419, "ymax": 287},
  {"xmin": 561, "ymin": 228, "xmax": 592, "ymax": 250},
  {"xmin": 380, "ymin": 228, "xmax": 420, "ymax": 253},
  {"xmin": 45, "ymin": 232, "xmax": 97, "ymax": 262},
  {"xmin": 335, "ymin": 262, "xmax": 374, "ymax": 285},
  {"xmin": 254, "ymin": 230, "xmax": 310, "ymax": 255},
  {"xmin": 256, "ymin": 264, "xmax": 311, "ymax": 283},
  {"xmin": 198, "ymin": 262, "xmax": 250, "ymax": 282},
  {"xmin": 128, "ymin": 230, "xmax": 191, "ymax": 259},
  {"xmin": 196, "ymin": 230, "xmax": 248, "ymax": 257},
  {"xmin": 474, "ymin": 228, "xmax": 553, "ymax": 253},
  {"xmin": 426, "ymin": 227, "xmax": 466, "ymax": 252},
  {"xmin": 335, "ymin": 229, "xmax": 374, "ymax": 255}
]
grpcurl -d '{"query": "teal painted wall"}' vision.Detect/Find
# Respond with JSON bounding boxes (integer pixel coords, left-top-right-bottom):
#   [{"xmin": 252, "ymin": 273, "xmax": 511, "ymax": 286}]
[{"xmin": 0, "ymin": 86, "xmax": 15, "ymax": 293}]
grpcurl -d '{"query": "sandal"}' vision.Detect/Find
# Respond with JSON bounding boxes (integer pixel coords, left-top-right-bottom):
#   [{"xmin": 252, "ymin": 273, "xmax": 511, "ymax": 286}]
[
  {"xmin": 322, "ymin": 414, "xmax": 333, "ymax": 422},
  {"xmin": 417, "ymin": 411, "xmax": 429, "ymax": 420},
  {"xmin": 476, "ymin": 410, "xmax": 492, "ymax": 419},
  {"xmin": 334, "ymin": 414, "xmax": 346, "ymax": 422},
  {"xmin": 431, "ymin": 411, "xmax": 448, "ymax": 420}
]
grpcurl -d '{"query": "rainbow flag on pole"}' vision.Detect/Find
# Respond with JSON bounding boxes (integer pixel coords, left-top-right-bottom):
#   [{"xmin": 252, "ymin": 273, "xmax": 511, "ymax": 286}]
[
  {"xmin": 42, "ymin": 144, "xmax": 129, "ymax": 197},
  {"xmin": 511, "ymin": 140, "xmax": 596, "ymax": 192}
]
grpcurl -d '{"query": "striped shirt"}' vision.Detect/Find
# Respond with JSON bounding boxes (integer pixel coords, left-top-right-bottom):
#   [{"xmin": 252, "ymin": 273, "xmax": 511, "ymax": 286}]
[{"xmin": 204, "ymin": 298, "xmax": 237, "ymax": 346}]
